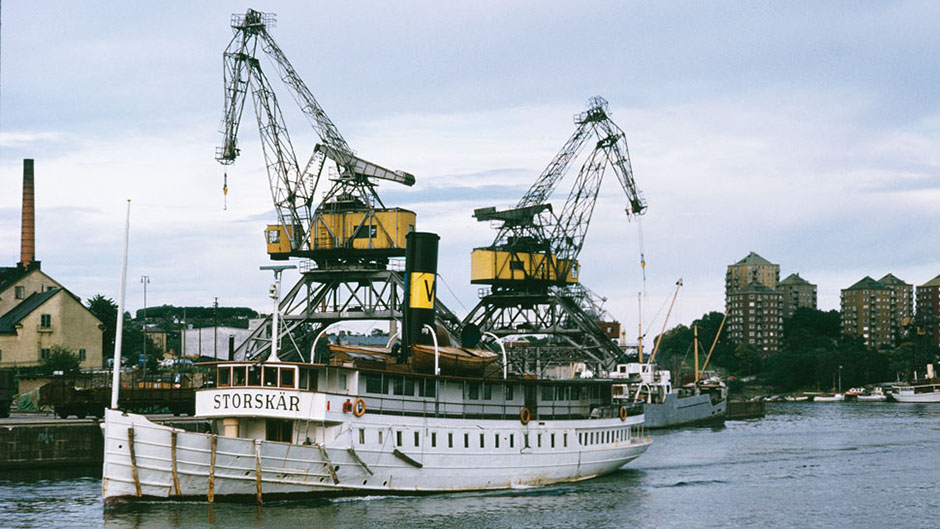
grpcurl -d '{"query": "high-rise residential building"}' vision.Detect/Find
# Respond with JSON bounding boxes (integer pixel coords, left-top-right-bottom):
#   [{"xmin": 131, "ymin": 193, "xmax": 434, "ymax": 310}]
[
  {"xmin": 727, "ymin": 281, "xmax": 784, "ymax": 354},
  {"xmin": 779, "ymin": 273, "xmax": 817, "ymax": 318},
  {"xmin": 726, "ymin": 252, "xmax": 783, "ymax": 352},
  {"xmin": 879, "ymin": 273, "xmax": 913, "ymax": 340},
  {"xmin": 725, "ymin": 252, "xmax": 780, "ymax": 299},
  {"xmin": 841, "ymin": 276, "xmax": 893, "ymax": 348},
  {"xmin": 915, "ymin": 274, "xmax": 940, "ymax": 348}
]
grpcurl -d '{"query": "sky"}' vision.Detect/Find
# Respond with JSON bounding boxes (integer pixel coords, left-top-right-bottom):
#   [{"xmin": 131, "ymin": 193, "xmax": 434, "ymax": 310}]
[{"xmin": 1, "ymin": 1, "xmax": 939, "ymax": 342}]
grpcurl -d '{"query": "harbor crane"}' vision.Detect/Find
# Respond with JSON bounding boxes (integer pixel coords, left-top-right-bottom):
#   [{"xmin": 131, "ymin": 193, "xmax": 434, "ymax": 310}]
[
  {"xmin": 462, "ymin": 96, "xmax": 646, "ymax": 373},
  {"xmin": 216, "ymin": 9, "xmax": 460, "ymax": 360}
]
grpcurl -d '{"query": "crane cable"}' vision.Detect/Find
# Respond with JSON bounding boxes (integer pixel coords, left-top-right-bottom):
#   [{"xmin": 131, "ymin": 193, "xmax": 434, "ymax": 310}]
[{"xmin": 636, "ymin": 215, "xmax": 646, "ymax": 293}]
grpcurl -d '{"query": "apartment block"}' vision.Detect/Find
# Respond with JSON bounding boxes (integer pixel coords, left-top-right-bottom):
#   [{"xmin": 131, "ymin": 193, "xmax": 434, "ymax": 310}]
[
  {"xmin": 725, "ymin": 252, "xmax": 780, "ymax": 300},
  {"xmin": 841, "ymin": 276, "xmax": 894, "ymax": 348},
  {"xmin": 915, "ymin": 274, "xmax": 940, "ymax": 348},
  {"xmin": 727, "ymin": 281, "xmax": 784, "ymax": 354},
  {"xmin": 779, "ymin": 273, "xmax": 817, "ymax": 318}
]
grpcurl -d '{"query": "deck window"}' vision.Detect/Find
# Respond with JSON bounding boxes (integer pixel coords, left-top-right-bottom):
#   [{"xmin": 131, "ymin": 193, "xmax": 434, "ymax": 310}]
[
  {"xmin": 464, "ymin": 433, "xmax": 469, "ymax": 448},
  {"xmin": 264, "ymin": 367, "xmax": 278, "ymax": 387},
  {"xmin": 564, "ymin": 433, "xmax": 568, "ymax": 447},
  {"xmin": 393, "ymin": 377, "xmax": 414, "ymax": 396},
  {"xmin": 431, "ymin": 432, "xmax": 437, "ymax": 448},
  {"xmin": 419, "ymin": 379, "xmax": 436, "ymax": 398},
  {"xmin": 218, "ymin": 367, "xmax": 231, "ymax": 387},
  {"xmin": 248, "ymin": 365, "xmax": 261, "ymax": 386},
  {"xmin": 414, "ymin": 432, "xmax": 420, "ymax": 447},
  {"xmin": 265, "ymin": 419, "xmax": 292, "ymax": 443},
  {"xmin": 365, "ymin": 374, "xmax": 384, "ymax": 394},
  {"xmin": 467, "ymin": 383, "xmax": 480, "ymax": 400},
  {"xmin": 378, "ymin": 431, "xmax": 383, "ymax": 444},
  {"xmin": 537, "ymin": 433, "xmax": 542, "ymax": 448},
  {"xmin": 510, "ymin": 434, "xmax": 514, "ymax": 448},
  {"xmin": 359, "ymin": 429, "xmax": 365, "ymax": 444},
  {"xmin": 483, "ymin": 383, "xmax": 493, "ymax": 400},
  {"xmin": 448, "ymin": 432, "xmax": 453, "ymax": 448},
  {"xmin": 524, "ymin": 434, "xmax": 530, "ymax": 449},
  {"xmin": 495, "ymin": 434, "xmax": 500, "ymax": 448},
  {"xmin": 504, "ymin": 384, "xmax": 514, "ymax": 401},
  {"xmin": 551, "ymin": 433, "xmax": 555, "ymax": 448},
  {"xmin": 233, "ymin": 366, "xmax": 247, "ymax": 386},
  {"xmin": 396, "ymin": 431, "xmax": 402, "ymax": 446},
  {"xmin": 280, "ymin": 368, "xmax": 295, "ymax": 388},
  {"xmin": 479, "ymin": 434, "xmax": 485, "ymax": 448},
  {"xmin": 570, "ymin": 386, "xmax": 580, "ymax": 400},
  {"xmin": 542, "ymin": 385, "xmax": 554, "ymax": 401}
]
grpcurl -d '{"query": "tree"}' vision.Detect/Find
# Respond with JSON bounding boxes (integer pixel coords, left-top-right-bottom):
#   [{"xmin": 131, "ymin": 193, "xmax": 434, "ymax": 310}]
[
  {"xmin": 87, "ymin": 294, "xmax": 118, "ymax": 363},
  {"xmin": 40, "ymin": 345, "xmax": 82, "ymax": 374}
]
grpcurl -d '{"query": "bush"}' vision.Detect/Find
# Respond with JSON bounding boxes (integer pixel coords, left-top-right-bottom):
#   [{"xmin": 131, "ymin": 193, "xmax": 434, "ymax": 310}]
[{"xmin": 40, "ymin": 345, "xmax": 82, "ymax": 375}]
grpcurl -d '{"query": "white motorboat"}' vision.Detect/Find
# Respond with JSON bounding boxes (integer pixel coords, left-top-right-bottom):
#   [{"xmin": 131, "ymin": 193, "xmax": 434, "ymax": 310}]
[
  {"xmin": 813, "ymin": 393, "xmax": 844, "ymax": 402},
  {"xmin": 856, "ymin": 387, "xmax": 887, "ymax": 402},
  {"xmin": 889, "ymin": 382, "xmax": 940, "ymax": 403}
]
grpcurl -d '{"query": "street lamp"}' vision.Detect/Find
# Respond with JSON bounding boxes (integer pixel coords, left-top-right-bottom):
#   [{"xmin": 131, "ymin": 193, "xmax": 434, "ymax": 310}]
[
  {"xmin": 838, "ymin": 364, "xmax": 843, "ymax": 394},
  {"xmin": 140, "ymin": 275, "xmax": 150, "ymax": 360}
]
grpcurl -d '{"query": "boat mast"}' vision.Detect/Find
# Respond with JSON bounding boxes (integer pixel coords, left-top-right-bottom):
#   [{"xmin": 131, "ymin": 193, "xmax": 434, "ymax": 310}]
[
  {"xmin": 260, "ymin": 265, "xmax": 295, "ymax": 362},
  {"xmin": 110, "ymin": 200, "xmax": 131, "ymax": 410},
  {"xmin": 694, "ymin": 324, "xmax": 699, "ymax": 383},
  {"xmin": 647, "ymin": 278, "xmax": 682, "ymax": 365}
]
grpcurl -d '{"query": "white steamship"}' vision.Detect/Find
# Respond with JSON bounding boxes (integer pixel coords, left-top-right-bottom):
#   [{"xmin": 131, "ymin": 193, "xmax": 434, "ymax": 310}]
[{"xmin": 101, "ymin": 232, "xmax": 650, "ymax": 504}]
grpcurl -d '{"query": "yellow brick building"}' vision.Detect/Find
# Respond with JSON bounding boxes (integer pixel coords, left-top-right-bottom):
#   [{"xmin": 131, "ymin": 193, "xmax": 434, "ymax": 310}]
[{"xmin": 0, "ymin": 264, "xmax": 103, "ymax": 369}]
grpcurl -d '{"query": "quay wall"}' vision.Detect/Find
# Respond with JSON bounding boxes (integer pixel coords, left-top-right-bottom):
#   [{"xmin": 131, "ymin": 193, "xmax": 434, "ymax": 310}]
[
  {"xmin": 0, "ymin": 423, "xmax": 102, "ymax": 468},
  {"xmin": 0, "ymin": 418, "xmax": 210, "ymax": 469}
]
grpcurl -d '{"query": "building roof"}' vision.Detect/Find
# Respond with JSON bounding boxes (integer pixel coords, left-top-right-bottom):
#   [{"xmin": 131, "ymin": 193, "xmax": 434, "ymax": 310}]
[
  {"xmin": 734, "ymin": 252, "xmax": 774, "ymax": 266},
  {"xmin": 878, "ymin": 273, "xmax": 910, "ymax": 286},
  {"xmin": 844, "ymin": 276, "xmax": 888, "ymax": 292},
  {"xmin": 779, "ymin": 273, "xmax": 814, "ymax": 286},
  {"xmin": 731, "ymin": 280, "xmax": 780, "ymax": 295},
  {"xmin": 0, "ymin": 288, "xmax": 61, "ymax": 334},
  {"xmin": 920, "ymin": 274, "xmax": 940, "ymax": 288},
  {"xmin": 0, "ymin": 262, "xmax": 44, "ymax": 295},
  {"xmin": 0, "ymin": 267, "xmax": 27, "ymax": 295}
]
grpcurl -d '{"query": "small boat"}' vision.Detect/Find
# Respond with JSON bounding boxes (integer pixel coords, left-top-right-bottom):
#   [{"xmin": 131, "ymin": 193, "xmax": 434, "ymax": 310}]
[
  {"xmin": 856, "ymin": 387, "xmax": 887, "ymax": 402},
  {"xmin": 889, "ymin": 382, "xmax": 940, "ymax": 403},
  {"xmin": 784, "ymin": 395, "xmax": 809, "ymax": 402},
  {"xmin": 813, "ymin": 393, "xmax": 844, "ymax": 402}
]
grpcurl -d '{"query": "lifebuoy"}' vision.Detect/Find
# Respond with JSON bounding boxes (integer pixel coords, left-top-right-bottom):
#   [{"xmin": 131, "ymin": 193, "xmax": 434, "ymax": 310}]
[
  {"xmin": 352, "ymin": 398, "xmax": 366, "ymax": 417},
  {"xmin": 619, "ymin": 406, "xmax": 628, "ymax": 421},
  {"xmin": 519, "ymin": 407, "xmax": 530, "ymax": 425}
]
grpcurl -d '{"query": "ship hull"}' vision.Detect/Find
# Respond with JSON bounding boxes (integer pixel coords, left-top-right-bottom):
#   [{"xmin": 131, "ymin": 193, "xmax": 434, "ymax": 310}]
[
  {"xmin": 642, "ymin": 392, "xmax": 726, "ymax": 429},
  {"xmin": 102, "ymin": 408, "xmax": 650, "ymax": 504}
]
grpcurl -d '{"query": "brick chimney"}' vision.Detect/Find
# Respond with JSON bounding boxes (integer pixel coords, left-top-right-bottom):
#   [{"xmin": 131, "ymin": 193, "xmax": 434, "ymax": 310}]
[{"xmin": 19, "ymin": 159, "xmax": 37, "ymax": 270}]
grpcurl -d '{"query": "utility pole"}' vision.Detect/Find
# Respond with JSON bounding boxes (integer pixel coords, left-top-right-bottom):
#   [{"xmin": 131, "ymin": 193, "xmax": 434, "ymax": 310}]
[{"xmin": 140, "ymin": 276, "xmax": 150, "ymax": 361}]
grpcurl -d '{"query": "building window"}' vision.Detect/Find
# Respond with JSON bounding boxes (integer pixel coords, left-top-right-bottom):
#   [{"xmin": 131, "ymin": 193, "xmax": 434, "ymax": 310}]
[
  {"xmin": 40, "ymin": 348, "xmax": 51, "ymax": 360},
  {"xmin": 78, "ymin": 348, "xmax": 86, "ymax": 361},
  {"xmin": 40, "ymin": 314, "xmax": 52, "ymax": 328},
  {"xmin": 15, "ymin": 286, "xmax": 25, "ymax": 299}
]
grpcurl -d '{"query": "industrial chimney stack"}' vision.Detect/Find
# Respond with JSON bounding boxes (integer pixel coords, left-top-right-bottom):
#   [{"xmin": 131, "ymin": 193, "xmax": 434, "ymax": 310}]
[{"xmin": 19, "ymin": 159, "xmax": 37, "ymax": 270}]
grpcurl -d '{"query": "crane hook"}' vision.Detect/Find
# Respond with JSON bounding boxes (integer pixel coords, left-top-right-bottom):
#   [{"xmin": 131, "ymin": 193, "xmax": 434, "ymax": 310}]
[{"xmin": 223, "ymin": 172, "xmax": 228, "ymax": 211}]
